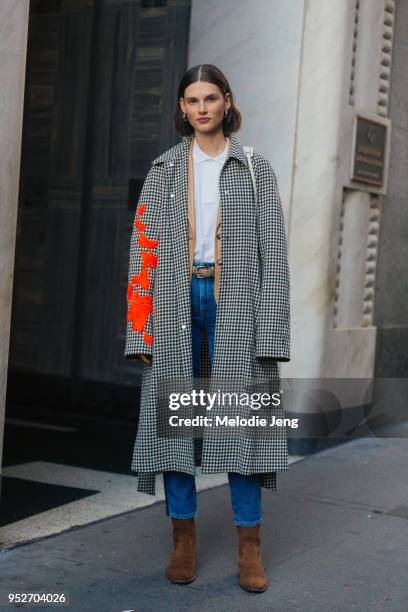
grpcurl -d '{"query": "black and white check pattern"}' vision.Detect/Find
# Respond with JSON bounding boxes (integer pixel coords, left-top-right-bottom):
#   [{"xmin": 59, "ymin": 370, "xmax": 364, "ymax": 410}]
[{"xmin": 124, "ymin": 133, "xmax": 290, "ymax": 496}]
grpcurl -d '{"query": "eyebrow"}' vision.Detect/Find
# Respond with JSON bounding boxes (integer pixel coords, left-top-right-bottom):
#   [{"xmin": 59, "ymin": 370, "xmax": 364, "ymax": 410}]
[{"xmin": 185, "ymin": 94, "xmax": 218, "ymax": 101}]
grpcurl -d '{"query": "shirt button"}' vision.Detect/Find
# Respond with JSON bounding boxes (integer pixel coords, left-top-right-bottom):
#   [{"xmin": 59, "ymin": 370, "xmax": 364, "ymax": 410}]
[
  {"xmin": 224, "ymin": 190, "xmax": 229, "ymax": 195},
  {"xmin": 170, "ymin": 193, "xmax": 175, "ymax": 198},
  {"xmin": 181, "ymin": 323, "xmax": 186, "ymax": 329},
  {"xmin": 169, "ymin": 162, "xmax": 174, "ymax": 167}
]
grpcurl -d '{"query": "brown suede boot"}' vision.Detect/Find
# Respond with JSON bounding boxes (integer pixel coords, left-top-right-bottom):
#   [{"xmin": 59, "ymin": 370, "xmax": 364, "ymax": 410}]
[
  {"xmin": 165, "ymin": 518, "xmax": 197, "ymax": 584},
  {"xmin": 236, "ymin": 524, "xmax": 268, "ymax": 592}
]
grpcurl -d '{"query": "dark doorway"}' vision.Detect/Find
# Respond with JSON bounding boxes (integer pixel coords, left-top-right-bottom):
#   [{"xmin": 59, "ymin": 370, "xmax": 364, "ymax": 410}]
[{"xmin": 8, "ymin": 0, "xmax": 191, "ymax": 418}]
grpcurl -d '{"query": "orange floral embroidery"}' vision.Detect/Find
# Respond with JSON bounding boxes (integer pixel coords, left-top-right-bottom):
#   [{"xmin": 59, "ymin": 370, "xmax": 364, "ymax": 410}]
[
  {"xmin": 127, "ymin": 282, "xmax": 134, "ymax": 303},
  {"xmin": 127, "ymin": 291, "xmax": 152, "ymax": 333},
  {"xmin": 131, "ymin": 268, "xmax": 151, "ymax": 291},
  {"xmin": 138, "ymin": 233, "xmax": 159, "ymax": 250},
  {"xmin": 137, "ymin": 203, "xmax": 147, "ymax": 216},
  {"xmin": 127, "ymin": 201, "xmax": 159, "ymax": 347},
  {"xmin": 143, "ymin": 332, "xmax": 153, "ymax": 345},
  {"xmin": 135, "ymin": 216, "xmax": 147, "ymax": 233},
  {"xmin": 141, "ymin": 250, "xmax": 158, "ymax": 269}
]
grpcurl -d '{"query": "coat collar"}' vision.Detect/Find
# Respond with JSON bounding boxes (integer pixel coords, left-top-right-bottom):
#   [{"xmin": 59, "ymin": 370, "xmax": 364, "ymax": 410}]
[{"xmin": 151, "ymin": 132, "xmax": 249, "ymax": 167}]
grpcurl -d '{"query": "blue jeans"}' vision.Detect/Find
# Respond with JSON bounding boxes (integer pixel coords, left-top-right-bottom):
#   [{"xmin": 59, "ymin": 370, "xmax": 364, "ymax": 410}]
[{"xmin": 163, "ymin": 260, "xmax": 263, "ymax": 527}]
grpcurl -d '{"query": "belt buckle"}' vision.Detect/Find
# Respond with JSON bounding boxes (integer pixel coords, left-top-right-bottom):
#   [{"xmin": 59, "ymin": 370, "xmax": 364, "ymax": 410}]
[{"xmin": 196, "ymin": 266, "xmax": 206, "ymax": 278}]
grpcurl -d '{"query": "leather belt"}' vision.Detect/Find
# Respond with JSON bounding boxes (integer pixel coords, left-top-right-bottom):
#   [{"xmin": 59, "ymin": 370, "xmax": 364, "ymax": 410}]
[{"xmin": 192, "ymin": 264, "xmax": 215, "ymax": 278}]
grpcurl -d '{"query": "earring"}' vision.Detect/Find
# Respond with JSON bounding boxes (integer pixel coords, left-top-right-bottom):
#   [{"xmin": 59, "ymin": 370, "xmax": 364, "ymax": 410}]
[
  {"xmin": 183, "ymin": 112, "xmax": 188, "ymax": 122},
  {"xmin": 225, "ymin": 108, "xmax": 229, "ymax": 118}
]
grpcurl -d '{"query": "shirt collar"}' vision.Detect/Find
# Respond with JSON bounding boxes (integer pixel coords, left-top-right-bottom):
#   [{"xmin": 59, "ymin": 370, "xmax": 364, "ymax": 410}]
[
  {"xmin": 151, "ymin": 133, "xmax": 248, "ymax": 167},
  {"xmin": 192, "ymin": 137, "xmax": 229, "ymax": 164}
]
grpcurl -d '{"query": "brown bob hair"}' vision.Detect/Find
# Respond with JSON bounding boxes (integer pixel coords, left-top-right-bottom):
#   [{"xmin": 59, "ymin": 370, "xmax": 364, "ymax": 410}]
[{"xmin": 174, "ymin": 64, "xmax": 242, "ymax": 137}]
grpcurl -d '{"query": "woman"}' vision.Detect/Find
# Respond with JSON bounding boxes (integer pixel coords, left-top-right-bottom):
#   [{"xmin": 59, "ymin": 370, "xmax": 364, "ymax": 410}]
[{"xmin": 125, "ymin": 64, "xmax": 290, "ymax": 593}]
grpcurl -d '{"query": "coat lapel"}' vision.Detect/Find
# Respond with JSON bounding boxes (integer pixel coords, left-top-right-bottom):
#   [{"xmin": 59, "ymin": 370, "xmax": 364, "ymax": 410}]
[{"xmin": 187, "ymin": 140, "xmax": 195, "ymax": 278}]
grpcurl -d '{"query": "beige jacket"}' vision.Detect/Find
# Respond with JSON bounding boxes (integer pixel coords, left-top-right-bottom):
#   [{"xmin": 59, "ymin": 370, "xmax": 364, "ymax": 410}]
[{"xmin": 187, "ymin": 136, "xmax": 231, "ymax": 304}]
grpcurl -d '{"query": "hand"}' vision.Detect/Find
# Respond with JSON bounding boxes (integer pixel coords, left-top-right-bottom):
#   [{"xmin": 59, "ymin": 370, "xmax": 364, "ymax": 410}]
[{"xmin": 139, "ymin": 354, "xmax": 152, "ymax": 365}]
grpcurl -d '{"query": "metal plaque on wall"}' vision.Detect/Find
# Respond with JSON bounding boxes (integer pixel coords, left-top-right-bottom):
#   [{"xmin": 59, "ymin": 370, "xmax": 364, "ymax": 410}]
[{"xmin": 351, "ymin": 114, "xmax": 388, "ymax": 187}]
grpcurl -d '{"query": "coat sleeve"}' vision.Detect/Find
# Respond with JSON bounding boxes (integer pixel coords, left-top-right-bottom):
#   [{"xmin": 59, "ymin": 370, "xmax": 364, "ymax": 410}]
[
  {"xmin": 124, "ymin": 163, "xmax": 164, "ymax": 360},
  {"xmin": 255, "ymin": 157, "xmax": 290, "ymax": 362}
]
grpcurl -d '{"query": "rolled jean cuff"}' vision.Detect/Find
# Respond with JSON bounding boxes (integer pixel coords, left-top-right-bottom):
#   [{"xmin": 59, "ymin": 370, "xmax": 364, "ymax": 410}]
[
  {"xmin": 234, "ymin": 515, "xmax": 263, "ymax": 527},
  {"xmin": 168, "ymin": 511, "xmax": 196, "ymax": 519}
]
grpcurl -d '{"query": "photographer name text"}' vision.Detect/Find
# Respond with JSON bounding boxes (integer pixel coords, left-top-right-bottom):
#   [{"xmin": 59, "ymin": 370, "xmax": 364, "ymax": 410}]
[{"xmin": 167, "ymin": 415, "xmax": 299, "ymax": 428}]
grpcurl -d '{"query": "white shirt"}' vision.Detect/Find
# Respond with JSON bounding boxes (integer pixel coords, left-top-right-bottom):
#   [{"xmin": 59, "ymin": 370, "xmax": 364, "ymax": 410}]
[{"xmin": 192, "ymin": 137, "xmax": 228, "ymax": 262}]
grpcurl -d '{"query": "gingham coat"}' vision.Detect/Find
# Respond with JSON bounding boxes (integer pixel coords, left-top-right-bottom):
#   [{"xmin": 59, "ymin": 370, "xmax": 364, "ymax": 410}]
[{"xmin": 124, "ymin": 133, "xmax": 290, "ymax": 496}]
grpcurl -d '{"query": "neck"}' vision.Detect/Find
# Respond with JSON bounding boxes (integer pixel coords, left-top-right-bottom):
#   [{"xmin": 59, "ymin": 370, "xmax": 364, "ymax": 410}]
[{"xmin": 193, "ymin": 131, "xmax": 228, "ymax": 157}]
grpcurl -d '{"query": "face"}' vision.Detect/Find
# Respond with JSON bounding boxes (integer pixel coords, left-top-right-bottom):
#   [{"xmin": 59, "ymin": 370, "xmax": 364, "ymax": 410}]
[{"xmin": 180, "ymin": 81, "xmax": 230, "ymax": 135}]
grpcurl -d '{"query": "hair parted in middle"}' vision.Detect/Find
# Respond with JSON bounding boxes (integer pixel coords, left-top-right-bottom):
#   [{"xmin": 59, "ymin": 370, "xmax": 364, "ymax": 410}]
[{"xmin": 174, "ymin": 64, "xmax": 242, "ymax": 137}]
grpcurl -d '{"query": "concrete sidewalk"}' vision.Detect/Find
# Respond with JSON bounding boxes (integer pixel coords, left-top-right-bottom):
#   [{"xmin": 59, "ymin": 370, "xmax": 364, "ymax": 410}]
[{"xmin": 1, "ymin": 435, "xmax": 407, "ymax": 612}]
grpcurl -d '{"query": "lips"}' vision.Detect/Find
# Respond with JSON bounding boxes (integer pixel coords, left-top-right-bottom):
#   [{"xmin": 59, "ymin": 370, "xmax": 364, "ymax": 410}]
[{"xmin": 197, "ymin": 118, "xmax": 210, "ymax": 123}]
